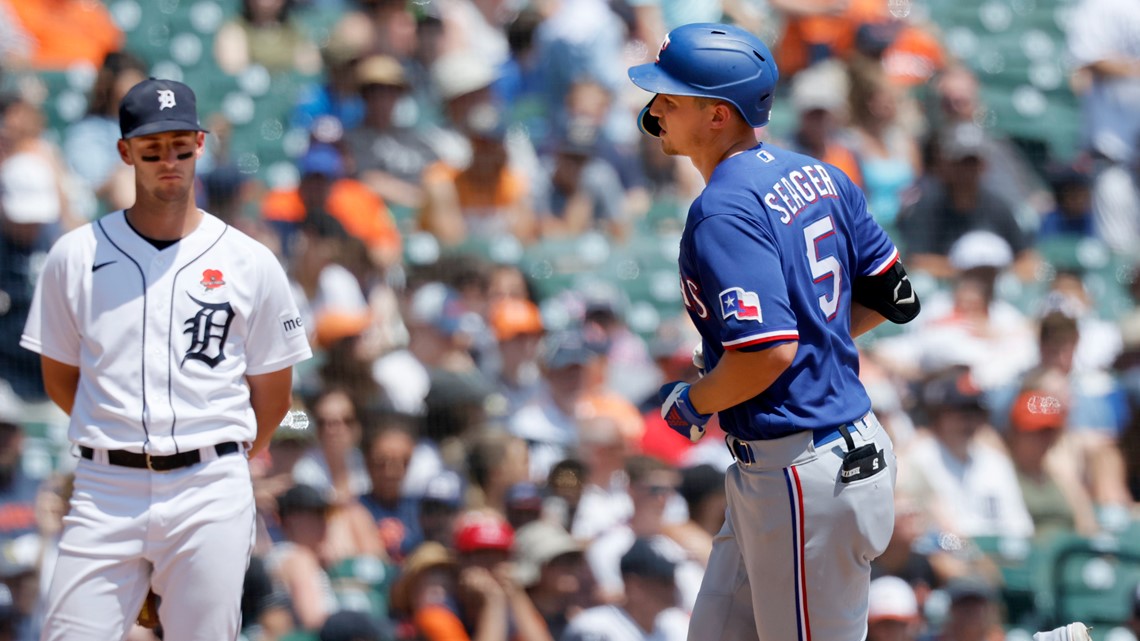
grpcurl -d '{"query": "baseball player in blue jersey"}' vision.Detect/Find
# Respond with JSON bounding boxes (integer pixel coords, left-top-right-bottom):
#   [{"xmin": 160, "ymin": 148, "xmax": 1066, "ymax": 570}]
[{"xmin": 629, "ymin": 24, "xmax": 921, "ymax": 641}]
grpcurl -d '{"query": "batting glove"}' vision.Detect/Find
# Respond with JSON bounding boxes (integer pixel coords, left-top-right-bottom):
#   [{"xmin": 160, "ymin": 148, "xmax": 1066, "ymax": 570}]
[{"xmin": 660, "ymin": 381, "xmax": 711, "ymax": 443}]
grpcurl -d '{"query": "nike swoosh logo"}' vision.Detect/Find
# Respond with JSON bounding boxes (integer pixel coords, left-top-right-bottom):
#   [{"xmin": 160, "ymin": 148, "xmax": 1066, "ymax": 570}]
[{"xmin": 92, "ymin": 261, "xmax": 116, "ymax": 273}]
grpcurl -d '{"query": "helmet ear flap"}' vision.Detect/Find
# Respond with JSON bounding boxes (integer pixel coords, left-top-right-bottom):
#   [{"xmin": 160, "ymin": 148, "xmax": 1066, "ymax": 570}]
[{"xmin": 638, "ymin": 97, "xmax": 662, "ymax": 138}]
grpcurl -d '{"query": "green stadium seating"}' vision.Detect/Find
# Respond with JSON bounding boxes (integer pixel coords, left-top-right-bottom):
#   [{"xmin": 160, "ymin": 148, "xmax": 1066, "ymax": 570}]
[{"xmin": 1035, "ymin": 535, "xmax": 1140, "ymax": 631}]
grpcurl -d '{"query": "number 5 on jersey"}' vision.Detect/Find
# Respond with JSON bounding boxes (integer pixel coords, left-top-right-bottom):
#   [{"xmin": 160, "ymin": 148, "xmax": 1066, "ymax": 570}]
[{"xmin": 804, "ymin": 216, "xmax": 842, "ymax": 321}]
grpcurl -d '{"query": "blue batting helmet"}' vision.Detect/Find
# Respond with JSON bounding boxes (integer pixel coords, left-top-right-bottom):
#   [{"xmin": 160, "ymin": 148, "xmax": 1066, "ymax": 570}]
[{"xmin": 628, "ymin": 23, "xmax": 779, "ymax": 137}]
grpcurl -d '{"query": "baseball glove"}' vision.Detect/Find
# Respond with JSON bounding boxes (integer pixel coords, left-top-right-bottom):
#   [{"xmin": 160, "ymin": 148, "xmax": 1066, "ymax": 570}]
[{"xmin": 136, "ymin": 589, "xmax": 161, "ymax": 629}]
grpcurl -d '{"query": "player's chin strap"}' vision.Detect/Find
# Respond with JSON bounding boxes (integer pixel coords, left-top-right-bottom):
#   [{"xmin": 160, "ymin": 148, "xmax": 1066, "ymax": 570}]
[{"xmin": 639, "ymin": 96, "xmax": 663, "ymax": 138}]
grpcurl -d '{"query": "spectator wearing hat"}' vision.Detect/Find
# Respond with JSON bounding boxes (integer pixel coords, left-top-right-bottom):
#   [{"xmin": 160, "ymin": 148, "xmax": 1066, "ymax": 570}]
[
  {"xmin": 347, "ymin": 54, "xmax": 440, "ymax": 210},
  {"xmin": 417, "ymin": 52, "xmax": 544, "ymax": 246},
  {"xmin": 266, "ymin": 484, "xmax": 341, "ymax": 631},
  {"xmin": 503, "ymin": 482, "xmax": 545, "ymax": 532},
  {"xmin": 252, "ymin": 410, "xmax": 317, "ymax": 539},
  {"xmin": 402, "ymin": 369, "xmax": 498, "ymax": 500},
  {"xmin": 513, "ymin": 520, "xmax": 595, "ymax": 639},
  {"xmin": 1000, "ymin": 311, "xmax": 1134, "ymax": 520},
  {"xmin": 490, "ymin": 297, "xmax": 545, "ymax": 415},
  {"xmin": 418, "ymin": 82, "xmax": 538, "ymax": 245},
  {"xmin": 0, "ymin": 154, "xmax": 56, "ymax": 401},
  {"xmin": 1039, "ymin": 163, "xmax": 1098, "ymax": 241},
  {"xmin": 783, "ymin": 60, "xmax": 863, "ymax": 190},
  {"xmin": 537, "ymin": 120, "xmax": 629, "ymax": 241},
  {"xmin": 662, "ymin": 465, "xmax": 726, "ymax": 567},
  {"xmin": 262, "ymin": 142, "xmax": 401, "ymax": 270},
  {"xmin": 371, "ymin": 281, "xmax": 484, "ymax": 419},
  {"xmin": 897, "ymin": 369, "xmax": 1034, "ymax": 539},
  {"xmin": 418, "ymin": 470, "xmax": 465, "ymax": 548},
  {"xmin": 213, "ymin": 0, "xmax": 320, "ymax": 75},
  {"xmin": 452, "ymin": 511, "xmax": 555, "ymax": 641},
  {"xmin": 579, "ymin": 287, "xmax": 659, "ymax": 411},
  {"xmin": 319, "ymin": 609, "xmax": 392, "ymax": 641},
  {"xmin": 240, "ymin": 554, "xmax": 296, "ymax": 641},
  {"xmin": 930, "ymin": 64, "xmax": 1051, "ymax": 214},
  {"xmin": 1035, "ymin": 270, "xmax": 1125, "ymax": 375},
  {"xmin": 870, "ymin": 230, "xmax": 1037, "ymax": 391},
  {"xmin": 359, "ymin": 417, "xmax": 423, "ymax": 561},
  {"xmin": 585, "ymin": 456, "xmax": 702, "ymax": 613},
  {"xmin": 388, "ymin": 541, "xmax": 461, "ymax": 639},
  {"xmin": 291, "ymin": 32, "xmax": 370, "ymax": 132},
  {"xmin": 933, "ymin": 579, "xmax": 1004, "ymax": 641},
  {"xmin": 563, "ymin": 537, "xmax": 688, "ymax": 641},
  {"xmin": 509, "ymin": 328, "xmax": 598, "ymax": 479},
  {"xmin": 897, "ymin": 122, "xmax": 1036, "ymax": 280},
  {"xmin": 1005, "ymin": 386, "xmax": 1099, "ymax": 538},
  {"xmin": 866, "ymin": 576, "xmax": 920, "ymax": 641}
]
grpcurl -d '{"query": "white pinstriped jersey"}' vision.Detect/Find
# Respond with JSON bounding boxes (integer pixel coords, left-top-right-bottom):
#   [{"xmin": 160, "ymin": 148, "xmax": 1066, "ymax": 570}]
[{"xmin": 21, "ymin": 210, "xmax": 312, "ymax": 455}]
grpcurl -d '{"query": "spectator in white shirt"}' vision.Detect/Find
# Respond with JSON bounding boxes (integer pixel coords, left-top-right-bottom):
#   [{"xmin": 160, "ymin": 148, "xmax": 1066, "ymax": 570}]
[{"xmin": 898, "ymin": 368, "xmax": 1035, "ymax": 539}]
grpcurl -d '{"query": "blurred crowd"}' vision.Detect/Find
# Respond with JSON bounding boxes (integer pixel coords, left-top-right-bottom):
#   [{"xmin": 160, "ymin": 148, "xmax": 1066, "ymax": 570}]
[{"xmin": 1, "ymin": 0, "xmax": 1140, "ymax": 640}]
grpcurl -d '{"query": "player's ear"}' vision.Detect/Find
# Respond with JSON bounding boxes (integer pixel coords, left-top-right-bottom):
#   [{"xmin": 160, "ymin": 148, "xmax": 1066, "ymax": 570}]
[
  {"xmin": 709, "ymin": 102, "xmax": 733, "ymax": 130},
  {"xmin": 117, "ymin": 139, "xmax": 133, "ymax": 166},
  {"xmin": 195, "ymin": 131, "xmax": 206, "ymax": 157}
]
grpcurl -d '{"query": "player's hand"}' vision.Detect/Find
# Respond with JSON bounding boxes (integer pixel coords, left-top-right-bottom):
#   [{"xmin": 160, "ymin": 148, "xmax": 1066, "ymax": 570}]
[{"xmin": 660, "ymin": 381, "xmax": 711, "ymax": 442}]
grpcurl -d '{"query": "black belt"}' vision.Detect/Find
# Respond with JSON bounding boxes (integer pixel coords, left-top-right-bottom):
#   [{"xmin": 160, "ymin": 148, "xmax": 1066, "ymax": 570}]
[{"xmin": 80, "ymin": 442, "xmax": 241, "ymax": 471}]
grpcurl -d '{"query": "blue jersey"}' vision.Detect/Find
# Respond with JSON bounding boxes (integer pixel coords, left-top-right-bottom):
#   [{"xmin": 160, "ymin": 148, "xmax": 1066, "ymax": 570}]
[{"xmin": 678, "ymin": 143, "xmax": 899, "ymax": 440}]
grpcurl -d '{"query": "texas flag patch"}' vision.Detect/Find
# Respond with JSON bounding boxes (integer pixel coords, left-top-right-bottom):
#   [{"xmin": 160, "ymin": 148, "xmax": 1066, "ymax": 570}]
[{"xmin": 720, "ymin": 287, "xmax": 762, "ymax": 322}]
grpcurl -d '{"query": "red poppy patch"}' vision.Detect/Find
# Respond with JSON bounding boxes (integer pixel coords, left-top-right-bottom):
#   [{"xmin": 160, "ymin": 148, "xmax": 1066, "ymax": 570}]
[{"xmin": 201, "ymin": 269, "xmax": 225, "ymax": 290}]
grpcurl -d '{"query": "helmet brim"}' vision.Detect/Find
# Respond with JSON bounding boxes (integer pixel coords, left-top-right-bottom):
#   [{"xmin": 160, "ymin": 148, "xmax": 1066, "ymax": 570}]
[{"xmin": 628, "ymin": 63, "xmax": 706, "ymax": 99}]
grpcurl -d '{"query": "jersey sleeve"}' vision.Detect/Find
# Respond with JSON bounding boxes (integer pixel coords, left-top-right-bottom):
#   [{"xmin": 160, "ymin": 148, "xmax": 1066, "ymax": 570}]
[
  {"xmin": 20, "ymin": 241, "xmax": 81, "ymax": 366},
  {"xmin": 848, "ymin": 182, "xmax": 900, "ymax": 277},
  {"xmin": 244, "ymin": 246, "xmax": 313, "ymax": 376},
  {"xmin": 691, "ymin": 214, "xmax": 799, "ymax": 351}
]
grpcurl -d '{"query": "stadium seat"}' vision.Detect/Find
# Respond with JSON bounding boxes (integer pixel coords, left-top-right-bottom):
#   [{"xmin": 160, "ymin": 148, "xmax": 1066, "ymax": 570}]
[{"xmin": 1036, "ymin": 535, "xmax": 1140, "ymax": 630}]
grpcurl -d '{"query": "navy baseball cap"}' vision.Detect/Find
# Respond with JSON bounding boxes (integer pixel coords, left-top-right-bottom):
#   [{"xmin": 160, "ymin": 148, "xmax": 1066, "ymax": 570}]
[
  {"xmin": 119, "ymin": 78, "xmax": 209, "ymax": 139},
  {"xmin": 620, "ymin": 537, "xmax": 678, "ymax": 582}
]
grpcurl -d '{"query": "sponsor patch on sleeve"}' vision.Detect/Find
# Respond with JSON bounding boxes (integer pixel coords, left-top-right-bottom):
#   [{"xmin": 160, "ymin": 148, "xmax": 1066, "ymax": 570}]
[
  {"xmin": 280, "ymin": 312, "xmax": 305, "ymax": 338},
  {"xmin": 719, "ymin": 287, "xmax": 762, "ymax": 322}
]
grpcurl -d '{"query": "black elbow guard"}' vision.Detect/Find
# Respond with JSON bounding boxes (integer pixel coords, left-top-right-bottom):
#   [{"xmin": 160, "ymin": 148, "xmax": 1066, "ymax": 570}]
[{"xmin": 852, "ymin": 262, "xmax": 921, "ymax": 324}]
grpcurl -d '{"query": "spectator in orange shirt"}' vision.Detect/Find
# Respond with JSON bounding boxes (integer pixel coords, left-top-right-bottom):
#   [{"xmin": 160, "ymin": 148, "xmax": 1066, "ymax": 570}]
[
  {"xmin": 773, "ymin": 0, "xmax": 943, "ymax": 87},
  {"xmin": 262, "ymin": 144, "xmax": 402, "ymax": 269},
  {"xmin": 785, "ymin": 60, "xmax": 864, "ymax": 189},
  {"xmin": 8, "ymin": 0, "xmax": 121, "ymax": 69},
  {"xmin": 417, "ymin": 109, "xmax": 537, "ymax": 246}
]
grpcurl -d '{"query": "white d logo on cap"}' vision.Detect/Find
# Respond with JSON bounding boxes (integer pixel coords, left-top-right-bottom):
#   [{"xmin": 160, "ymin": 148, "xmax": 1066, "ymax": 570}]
[{"xmin": 157, "ymin": 89, "xmax": 176, "ymax": 111}]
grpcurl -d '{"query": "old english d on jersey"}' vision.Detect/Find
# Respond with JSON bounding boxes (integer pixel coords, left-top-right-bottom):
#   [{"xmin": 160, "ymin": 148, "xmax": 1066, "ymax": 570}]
[{"xmin": 21, "ymin": 211, "xmax": 312, "ymax": 455}]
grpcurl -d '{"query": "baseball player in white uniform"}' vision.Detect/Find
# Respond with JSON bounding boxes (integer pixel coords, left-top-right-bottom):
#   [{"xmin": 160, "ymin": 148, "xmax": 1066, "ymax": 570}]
[{"xmin": 20, "ymin": 78, "xmax": 312, "ymax": 640}]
